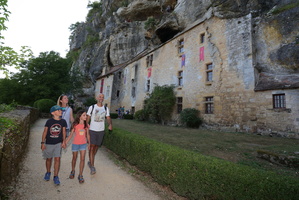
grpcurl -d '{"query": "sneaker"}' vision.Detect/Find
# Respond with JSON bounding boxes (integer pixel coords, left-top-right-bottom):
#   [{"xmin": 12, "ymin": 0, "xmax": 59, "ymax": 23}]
[
  {"xmin": 90, "ymin": 166, "xmax": 96, "ymax": 175},
  {"xmin": 44, "ymin": 172, "xmax": 51, "ymax": 181},
  {"xmin": 53, "ymin": 176, "xmax": 60, "ymax": 185}
]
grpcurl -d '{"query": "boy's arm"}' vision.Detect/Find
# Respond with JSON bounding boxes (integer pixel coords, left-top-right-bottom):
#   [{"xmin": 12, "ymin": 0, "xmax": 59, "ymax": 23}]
[
  {"xmin": 62, "ymin": 127, "xmax": 66, "ymax": 148},
  {"xmin": 41, "ymin": 127, "xmax": 48, "ymax": 150}
]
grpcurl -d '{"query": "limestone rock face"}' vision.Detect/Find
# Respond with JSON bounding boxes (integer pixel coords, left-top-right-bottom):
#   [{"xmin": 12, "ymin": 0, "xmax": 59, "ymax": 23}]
[{"xmin": 69, "ymin": 0, "xmax": 299, "ymax": 99}]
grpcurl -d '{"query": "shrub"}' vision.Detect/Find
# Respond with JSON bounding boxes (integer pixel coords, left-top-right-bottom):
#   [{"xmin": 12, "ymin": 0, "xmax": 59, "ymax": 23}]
[
  {"xmin": 123, "ymin": 114, "xmax": 134, "ymax": 120},
  {"xmin": 104, "ymin": 128, "xmax": 299, "ymax": 200},
  {"xmin": 0, "ymin": 104, "xmax": 14, "ymax": 113},
  {"xmin": 143, "ymin": 85, "xmax": 176, "ymax": 124},
  {"xmin": 180, "ymin": 108, "xmax": 202, "ymax": 128},
  {"xmin": 110, "ymin": 113, "xmax": 118, "ymax": 119},
  {"xmin": 144, "ymin": 16, "xmax": 156, "ymax": 30},
  {"xmin": 134, "ymin": 109, "xmax": 147, "ymax": 121},
  {"xmin": 33, "ymin": 99, "xmax": 56, "ymax": 113}
]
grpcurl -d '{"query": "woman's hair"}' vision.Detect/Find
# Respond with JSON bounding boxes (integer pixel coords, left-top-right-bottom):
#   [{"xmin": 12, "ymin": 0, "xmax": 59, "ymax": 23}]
[
  {"xmin": 57, "ymin": 94, "xmax": 67, "ymax": 107},
  {"xmin": 73, "ymin": 110, "xmax": 88, "ymax": 129}
]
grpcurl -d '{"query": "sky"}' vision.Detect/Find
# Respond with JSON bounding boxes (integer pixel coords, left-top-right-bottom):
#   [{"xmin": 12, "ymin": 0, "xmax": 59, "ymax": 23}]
[{"xmin": 1, "ymin": 0, "xmax": 96, "ymax": 77}]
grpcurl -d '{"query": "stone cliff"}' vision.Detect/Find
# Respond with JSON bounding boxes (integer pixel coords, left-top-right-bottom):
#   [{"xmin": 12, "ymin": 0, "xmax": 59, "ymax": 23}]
[{"xmin": 69, "ymin": 0, "xmax": 299, "ymax": 102}]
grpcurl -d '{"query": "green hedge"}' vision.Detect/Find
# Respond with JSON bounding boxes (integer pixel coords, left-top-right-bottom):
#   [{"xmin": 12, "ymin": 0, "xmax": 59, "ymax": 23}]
[
  {"xmin": 110, "ymin": 113, "xmax": 118, "ymax": 119},
  {"xmin": 123, "ymin": 114, "xmax": 134, "ymax": 120},
  {"xmin": 103, "ymin": 128, "xmax": 299, "ymax": 200},
  {"xmin": 33, "ymin": 99, "xmax": 56, "ymax": 113}
]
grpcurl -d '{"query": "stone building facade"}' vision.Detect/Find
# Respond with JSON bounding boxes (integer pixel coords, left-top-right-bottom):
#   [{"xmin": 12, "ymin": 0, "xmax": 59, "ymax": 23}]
[{"xmin": 95, "ymin": 14, "xmax": 299, "ymax": 138}]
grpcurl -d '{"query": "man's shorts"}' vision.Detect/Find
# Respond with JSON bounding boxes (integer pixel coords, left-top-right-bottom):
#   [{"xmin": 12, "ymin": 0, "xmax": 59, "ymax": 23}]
[
  {"xmin": 43, "ymin": 143, "xmax": 62, "ymax": 159},
  {"xmin": 89, "ymin": 130, "xmax": 105, "ymax": 146},
  {"xmin": 72, "ymin": 143, "xmax": 87, "ymax": 152}
]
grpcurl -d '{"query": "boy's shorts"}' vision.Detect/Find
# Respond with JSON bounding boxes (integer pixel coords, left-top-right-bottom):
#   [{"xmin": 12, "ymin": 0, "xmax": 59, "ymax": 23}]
[
  {"xmin": 43, "ymin": 143, "xmax": 62, "ymax": 159},
  {"xmin": 89, "ymin": 130, "xmax": 105, "ymax": 146},
  {"xmin": 72, "ymin": 143, "xmax": 87, "ymax": 152}
]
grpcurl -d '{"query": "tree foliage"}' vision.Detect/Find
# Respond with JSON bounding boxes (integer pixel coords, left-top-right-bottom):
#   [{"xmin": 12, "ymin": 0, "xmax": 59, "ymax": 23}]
[
  {"xmin": 0, "ymin": 0, "xmax": 33, "ymax": 77},
  {"xmin": 180, "ymin": 108, "xmax": 202, "ymax": 128},
  {"xmin": 143, "ymin": 84, "xmax": 176, "ymax": 124},
  {"xmin": 0, "ymin": 51, "xmax": 83, "ymax": 105}
]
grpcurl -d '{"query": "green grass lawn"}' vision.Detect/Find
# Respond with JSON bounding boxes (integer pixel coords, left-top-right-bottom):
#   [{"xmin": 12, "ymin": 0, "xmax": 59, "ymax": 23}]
[{"xmin": 112, "ymin": 119, "xmax": 299, "ymax": 178}]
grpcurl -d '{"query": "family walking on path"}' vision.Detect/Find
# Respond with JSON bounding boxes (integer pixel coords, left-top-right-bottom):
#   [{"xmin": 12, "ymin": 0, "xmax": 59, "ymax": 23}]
[{"xmin": 8, "ymin": 94, "xmax": 162, "ymax": 200}]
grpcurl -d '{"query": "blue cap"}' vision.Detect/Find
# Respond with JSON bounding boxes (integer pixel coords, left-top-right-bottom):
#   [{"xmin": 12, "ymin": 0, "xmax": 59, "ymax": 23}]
[{"xmin": 50, "ymin": 105, "xmax": 62, "ymax": 113}]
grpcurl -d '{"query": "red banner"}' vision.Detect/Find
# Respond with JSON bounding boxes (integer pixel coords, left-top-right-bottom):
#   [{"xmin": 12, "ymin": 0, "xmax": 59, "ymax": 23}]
[{"xmin": 199, "ymin": 46, "xmax": 204, "ymax": 61}]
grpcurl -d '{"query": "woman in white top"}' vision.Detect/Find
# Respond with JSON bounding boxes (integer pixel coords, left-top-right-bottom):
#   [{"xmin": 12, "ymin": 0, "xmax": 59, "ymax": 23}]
[{"xmin": 57, "ymin": 94, "xmax": 74, "ymax": 137}]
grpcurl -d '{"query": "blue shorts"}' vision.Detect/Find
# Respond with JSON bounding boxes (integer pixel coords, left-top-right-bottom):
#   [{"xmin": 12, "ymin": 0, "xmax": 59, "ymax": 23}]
[{"xmin": 72, "ymin": 143, "xmax": 87, "ymax": 152}]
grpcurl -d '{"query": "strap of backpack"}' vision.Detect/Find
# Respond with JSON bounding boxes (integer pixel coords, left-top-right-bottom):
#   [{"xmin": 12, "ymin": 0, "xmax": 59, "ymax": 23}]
[{"xmin": 90, "ymin": 104, "xmax": 95, "ymax": 116}]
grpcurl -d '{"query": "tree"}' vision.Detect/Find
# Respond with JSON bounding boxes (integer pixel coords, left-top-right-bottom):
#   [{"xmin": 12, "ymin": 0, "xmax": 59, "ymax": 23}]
[
  {"xmin": 0, "ymin": 51, "xmax": 82, "ymax": 105},
  {"xmin": 0, "ymin": 0, "xmax": 33, "ymax": 77},
  {"xmin": 143, "ymin": 84, "xmax": 176, "ymax": 124}
]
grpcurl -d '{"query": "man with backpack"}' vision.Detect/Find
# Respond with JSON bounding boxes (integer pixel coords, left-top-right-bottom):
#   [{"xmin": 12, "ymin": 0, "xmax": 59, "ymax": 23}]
[{"xmin": 86, "ymin": 93, "xmax": 113, "ymax": 175}]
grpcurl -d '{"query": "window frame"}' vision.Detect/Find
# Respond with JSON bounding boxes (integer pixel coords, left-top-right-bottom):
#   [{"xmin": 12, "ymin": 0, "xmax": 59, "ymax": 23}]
[
  {"xmin": 106, "ymin": 85, "xmax": 110, "ymax": 97},
  {"xmin": 273, "ymin": 94, "xmax": 286, "ymax": 109},
  {"xmin": 200, "ymin": 33, "xmax": 205, "ymax": 44},
  {"xmin": 206, "ymin": 63, "xmax": 213, "ymax": 83},
  {"xmin": 205, "ymin": 96, "xmax": 214, "ymax": 114},
  {"xmin": 146, "ymin": 54, "xmax": 153, "ymax": 67},
  {"xmin": 178, "ymin": 70, "xmax": 183, "ymax": 87},
  {"xmin": 177, "ymin": 97, "xmax": 183, "ymax": 114},
  {"xmin": 178, "ymin": 38, "xmax": 184, "ymax": 54},
  {"xmin": 146, "ymin": 79, "xmax": 151, "ymax": 92}
]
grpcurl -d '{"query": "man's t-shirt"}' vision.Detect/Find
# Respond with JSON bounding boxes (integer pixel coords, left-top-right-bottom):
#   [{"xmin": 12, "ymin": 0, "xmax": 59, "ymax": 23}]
[
  {"xmin": 87, "ymin": 104, "xmax": 110, "ymax": 132},
  {"xmin": 45, "ymin": 118, "xmax": 67, "ymax": 144}
]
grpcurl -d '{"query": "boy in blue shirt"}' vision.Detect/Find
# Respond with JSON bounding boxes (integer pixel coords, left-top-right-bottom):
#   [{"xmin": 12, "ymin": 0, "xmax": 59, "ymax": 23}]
[{"xmin": 41, "ymin": 105, "xmax": 67, "ymax": 185}]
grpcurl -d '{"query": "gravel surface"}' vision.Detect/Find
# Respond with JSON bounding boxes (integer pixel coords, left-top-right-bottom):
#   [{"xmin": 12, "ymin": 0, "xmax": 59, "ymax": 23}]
[{"xmin": 8, "ymin": 119, "xmax": 162, "ymax": 200}]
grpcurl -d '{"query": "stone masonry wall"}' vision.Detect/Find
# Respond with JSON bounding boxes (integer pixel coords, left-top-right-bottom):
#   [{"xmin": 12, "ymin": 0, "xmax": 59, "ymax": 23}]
[
  {"xmin": 0, "ymin": 107, "xmax": 39, "ymax": 187},
  {"xmin": 97, "ymin": 14, "xmax": 299, "ymax": 138}
]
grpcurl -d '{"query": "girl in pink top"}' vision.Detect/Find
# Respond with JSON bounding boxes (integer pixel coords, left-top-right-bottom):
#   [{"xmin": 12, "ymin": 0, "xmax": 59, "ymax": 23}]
[{"xmin": 66, "ymin": 110, "xmax": 90, "ymax": 183}]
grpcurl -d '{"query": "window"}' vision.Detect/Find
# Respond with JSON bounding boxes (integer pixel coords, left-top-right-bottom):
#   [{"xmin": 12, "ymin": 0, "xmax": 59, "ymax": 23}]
[
  {"xmin": 117, "ymin": 90, "xmax": 120, "ymax": 98},
  {"xmin": 205, "ymin": 97, "xmax": 214, "ymax": 114},
  {"xmin": 106, "ymin": 85, "xmax": 110, "ymax": 97},
  {"xmin": 118, "ymin": 72, "xmax": 122, "ymax": 79},
  {"xmin": 178, "ymin": 39, "xmax": 184, "ymax": 54},
  {"xmin": 200, "ymin": 33, "xmax": 205, "ymax": 43},
  {"xmin": 132, "ymin": 87, "xmax": 136, "ymax": 97},
  {"xmin": 177, "ymin": 97, "xmax": 183, "ymax": 113},
  {"xmin": 178, "ymin": 70, "xmax": 183, "ymax": 86},
  {"xmin": 206, "ymin": 63, "xmax": 213, "ymax": 82},
  {"xmin": 146, "ymin": 80, "xmax": 150, "ymax": 92},
  {"xmin": 273, "ymin": 94, "xmax": 285, "ymax": 108},
  {"xmin": 146, "ymin": 54, "xmax": 153, "ymax": 67}
]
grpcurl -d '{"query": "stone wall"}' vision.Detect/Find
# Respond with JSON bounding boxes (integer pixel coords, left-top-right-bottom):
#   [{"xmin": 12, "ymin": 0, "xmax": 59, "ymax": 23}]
[
  {"xmin": 0, "ymin": 107, "xmax": 39, "ymax": 187},
  {"xmin": 96, "ymin": 13, "xmax": 299, "ymax": 138}
]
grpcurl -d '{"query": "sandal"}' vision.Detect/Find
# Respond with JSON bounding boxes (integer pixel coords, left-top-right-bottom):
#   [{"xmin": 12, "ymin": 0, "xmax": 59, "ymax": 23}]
[
  {"xmin": 78, "ymin": 175, "xmax": 84, "ymax": 183},
  {"xmin": 90, "ymin": 166, "xmax": 96, "ymax": 175},
  {"xmin": 69, "ymin": 170, "xmax": 75, "ymax": 179}
]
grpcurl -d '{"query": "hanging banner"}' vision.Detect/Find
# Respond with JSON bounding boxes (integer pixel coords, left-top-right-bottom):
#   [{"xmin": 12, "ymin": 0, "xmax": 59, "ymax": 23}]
[
  {"xmin": 199, "ymin": 46, "xmax": 204, "ymax": 61},
  {"xmin": 181, "ymin": 54, "xmax": 186, "ymax": 67},
  {"xmin": 100, "ymin": 79, "xmax": 104, "ymax": 93},
  {"xmin": 147, "ymin": 68, "xmax": 152, "ymax": 78}
]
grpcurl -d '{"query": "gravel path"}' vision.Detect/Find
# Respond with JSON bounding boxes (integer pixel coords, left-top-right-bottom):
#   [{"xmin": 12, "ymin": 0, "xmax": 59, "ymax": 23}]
[{"xmin": 9, "ymin": 119, "xmax": 162, "ymax": 200}]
